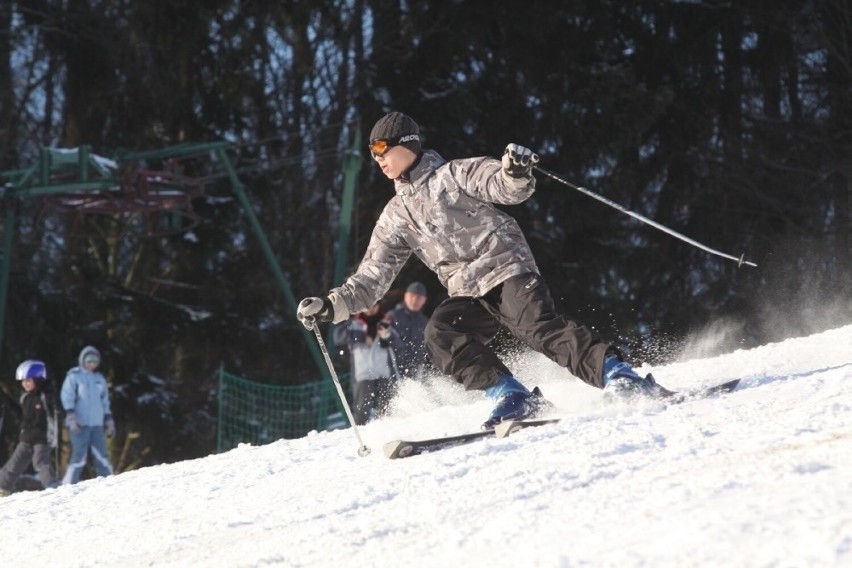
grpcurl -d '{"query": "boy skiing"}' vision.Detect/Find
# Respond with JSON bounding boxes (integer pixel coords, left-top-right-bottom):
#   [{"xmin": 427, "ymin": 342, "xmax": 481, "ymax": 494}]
[
  {"xmin": 0, "ymin": 360, "xmax": 59, "ymax": 496},
  {"xmin": 297, "ymin": 112, "xmax": 659, "ymax": 429}
]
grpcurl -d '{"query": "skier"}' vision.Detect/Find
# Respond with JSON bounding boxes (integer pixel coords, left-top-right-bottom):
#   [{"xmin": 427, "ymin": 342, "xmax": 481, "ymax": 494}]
[
  {"xmin": 0, "ymin": 360, "xmax": 59, "ymax": 496},
  {"xmin": 297, "ymin": 111, "xmax": 659, "ymax": 429}
]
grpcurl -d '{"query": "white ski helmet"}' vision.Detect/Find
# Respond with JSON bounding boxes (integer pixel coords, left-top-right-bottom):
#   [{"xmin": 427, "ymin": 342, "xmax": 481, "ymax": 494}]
[{"xmin": 16, "ymin": 359, "xmax": 47, "ymax": 382}]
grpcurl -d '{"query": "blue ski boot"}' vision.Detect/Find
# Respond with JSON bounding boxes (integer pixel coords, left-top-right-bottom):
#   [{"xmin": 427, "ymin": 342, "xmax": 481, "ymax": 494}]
[
  {"xmin": 602, "ymin": 353, "xmax": 662, "ymax": 400},
  {"xmin": 482, "ymin": 374, "xmax": 551, "ymax": 430}
]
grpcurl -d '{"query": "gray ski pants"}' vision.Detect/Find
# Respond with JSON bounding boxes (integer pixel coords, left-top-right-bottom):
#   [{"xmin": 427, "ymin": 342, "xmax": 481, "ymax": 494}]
[
  {"xmin": 0, "ymin": 442, "xmax": 58, "ymax": 492},
  {"xmin": 424, "ymin": 273, "xmax": 611, "ymax": 391}
]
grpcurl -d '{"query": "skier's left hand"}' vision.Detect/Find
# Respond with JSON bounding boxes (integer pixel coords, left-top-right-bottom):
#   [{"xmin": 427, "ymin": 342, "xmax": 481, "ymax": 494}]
[{"xmin": 502, "ymin": 143, "xmax": 539, "ymax": 179}]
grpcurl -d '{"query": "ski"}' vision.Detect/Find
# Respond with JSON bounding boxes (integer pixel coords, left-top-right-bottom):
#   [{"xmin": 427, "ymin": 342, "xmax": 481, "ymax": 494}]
[
  {"xmin": 660, "ymin": 378, "xmax": 741, "ymax": 403},
  {"xmin": 383, "ymin": 429, "xmax": 493, "ymax": 459},
  {"xmin": 384, "ymin": 378, "xmax": 742, "ymax": 458},
  {"xmin": 494, "ymin": 378, "xmax": 742, "ymax": 439}
]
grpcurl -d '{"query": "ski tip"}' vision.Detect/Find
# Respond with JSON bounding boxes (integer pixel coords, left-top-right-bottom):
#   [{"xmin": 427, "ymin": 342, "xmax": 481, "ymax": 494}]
[
  {"xmin": 703, "ymin": 378, "xmax": 741, "ymax": 394},
  {"xmin": 494, "ymin": 421, "xmax": 512, "ymax": 439},
  {"xmin": 383, "ymin": 440, "xmax": 415, "ymax": 459},
  {"xmin": 383, "ymin": 440, "xmax": 403, "ymax": 459},
  {"xmin": 494, "ymin": 420, "xmax": 522, "ymax": 439}
]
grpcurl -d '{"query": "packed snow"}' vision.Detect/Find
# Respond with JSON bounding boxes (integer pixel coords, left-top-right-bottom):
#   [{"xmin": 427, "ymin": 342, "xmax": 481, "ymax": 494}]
[{"xmin": 1, "ymin": 324, "xmax": 850, "ymax": 567}]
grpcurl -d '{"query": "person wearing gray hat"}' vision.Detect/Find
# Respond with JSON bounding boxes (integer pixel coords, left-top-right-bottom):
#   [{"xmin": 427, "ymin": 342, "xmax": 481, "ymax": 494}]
[
  {"xmin": 405, "ymin": 282, "xmax": 428, "ymax": 297},
  {"xmin": 385, "ymin": 282, "xmax": 430, "ymax": 380},
  {"xmin": 298, "ymin": 112, "xmax": 659, "ymax": 429}
]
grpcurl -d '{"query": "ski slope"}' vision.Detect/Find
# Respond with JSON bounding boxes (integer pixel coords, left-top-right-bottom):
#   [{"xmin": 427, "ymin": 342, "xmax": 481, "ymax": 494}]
[{"xmin": 1, "ymin": 325, "xmax": 850, "ymax": 567}]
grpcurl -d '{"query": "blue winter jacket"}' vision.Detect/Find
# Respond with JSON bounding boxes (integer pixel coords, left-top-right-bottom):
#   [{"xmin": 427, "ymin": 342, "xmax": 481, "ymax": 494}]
[{"xmin": 60, "ymin": 346, "xmax": 112, "ymax": 427}]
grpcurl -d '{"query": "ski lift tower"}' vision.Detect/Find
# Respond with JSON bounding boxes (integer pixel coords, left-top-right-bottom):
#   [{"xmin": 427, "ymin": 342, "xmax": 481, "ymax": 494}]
[{"xmin": 0, "ymin": 141, "xmax": 337, "ymax": 384}]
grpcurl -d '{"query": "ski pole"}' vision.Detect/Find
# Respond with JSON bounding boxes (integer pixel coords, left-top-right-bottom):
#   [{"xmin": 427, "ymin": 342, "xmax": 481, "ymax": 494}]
[
  {"xmin": 379, "ymin": 322, "xmax": 402, "ymax": 379},
  {"xmin": 533, "ymin": 165, "xmax": 758, "ymax": 268},
  {"xmin": 311, "ymin": 321, "xmax": 371, "ymax": 457},
  {"xmin": 387, "ymin": 344, "xmax": 402, "ymax": 380},
  {"xmin": 54, "ymin": 409, "xmax": 60, "ymax": 471}
]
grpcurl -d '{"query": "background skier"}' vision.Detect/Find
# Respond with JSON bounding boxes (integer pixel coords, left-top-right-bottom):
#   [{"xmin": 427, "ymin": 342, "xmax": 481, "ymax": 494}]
[
  {"xmin": 60, "ymin": 346, "xmax": 115, "ymax": 484},
  {"xmin": 384, "ymin": 281, "xmax": 431, "ymax": 380},
  {"xmin": 0, "ymin": 360, "xmax": 58, "ymax": 496},
  {"xmin": 333, "ymin": 303, "xmax": 396, "ymax": 424}
]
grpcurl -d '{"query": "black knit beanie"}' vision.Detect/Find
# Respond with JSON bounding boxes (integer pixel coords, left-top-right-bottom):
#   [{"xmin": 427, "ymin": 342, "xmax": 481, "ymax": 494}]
[{"xmin": 369, "ymin": 112, "xmax": 421, "ymax": 155}]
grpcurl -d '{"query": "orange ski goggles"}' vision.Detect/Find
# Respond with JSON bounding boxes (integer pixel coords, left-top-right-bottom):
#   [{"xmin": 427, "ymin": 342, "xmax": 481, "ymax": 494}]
[{"xmin": 368, "ymin": 134, "xmax": 420, "ymax": 157}]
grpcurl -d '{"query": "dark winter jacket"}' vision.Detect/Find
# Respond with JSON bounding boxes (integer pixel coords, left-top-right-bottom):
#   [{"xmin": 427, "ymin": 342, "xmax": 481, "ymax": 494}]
[
  {"xmin": 18, "ymin": 386, "xmax": 58, "ymax": 448},
  {"xmin": 330, "ymin": 149, "xmax": 539, "ymax": 317},
  {"xmin": 385, "ymin": 304, "xmax": 429, "ymax": 378}
]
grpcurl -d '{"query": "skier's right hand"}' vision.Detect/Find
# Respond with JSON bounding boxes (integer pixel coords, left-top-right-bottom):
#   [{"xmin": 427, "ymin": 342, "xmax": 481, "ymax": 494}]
[
  {"xmin": 297, "ymin": 297, "xmax": 334, "ymax": 330},
  {"xmin": 65, "ymin": 411, "xmax": 82, "ymax": 435}
]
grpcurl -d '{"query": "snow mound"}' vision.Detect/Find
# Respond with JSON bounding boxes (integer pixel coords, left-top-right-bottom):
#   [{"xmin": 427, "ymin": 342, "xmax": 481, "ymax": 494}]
[{"xmin": 1, "ymin": 325, "xmax": 850, "ymax": 567}]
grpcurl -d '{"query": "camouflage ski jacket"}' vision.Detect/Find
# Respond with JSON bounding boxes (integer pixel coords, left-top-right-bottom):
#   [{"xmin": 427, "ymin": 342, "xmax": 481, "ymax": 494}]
[{"xmin": 331, "ymin": 149, "xmax": 540, "ymax": 316}]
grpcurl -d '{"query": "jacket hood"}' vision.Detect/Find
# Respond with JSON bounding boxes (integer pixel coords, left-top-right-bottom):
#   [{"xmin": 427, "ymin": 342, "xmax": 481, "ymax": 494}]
[{"xmin": 78, "ymin": 345, "xmax": 101, "ymax": 367}]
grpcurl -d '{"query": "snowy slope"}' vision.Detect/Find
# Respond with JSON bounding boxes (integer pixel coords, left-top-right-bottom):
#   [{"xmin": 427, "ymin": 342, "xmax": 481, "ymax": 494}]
[{"xmin": 1, "ymin": 325, "xmax": 850, "ymax": 567}]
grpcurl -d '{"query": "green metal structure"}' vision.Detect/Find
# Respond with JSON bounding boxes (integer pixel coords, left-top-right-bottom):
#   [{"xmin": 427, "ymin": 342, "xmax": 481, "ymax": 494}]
[
  {"xmin": 0, "ymin": 138, "xmax": 363, "ymax": 423},
  {"xmin": 216, "ymin": 367, "xmax": 349, "ymax": 452}
]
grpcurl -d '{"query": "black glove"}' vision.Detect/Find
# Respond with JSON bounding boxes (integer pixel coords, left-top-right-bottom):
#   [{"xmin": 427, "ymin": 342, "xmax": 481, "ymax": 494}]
[
  {"xmin": 297, "ymin": 297, "xmax": 334, "ymax": 330},
  {"xmin": 377, "ymin": 321, "xmax": 392, "ymax": 341},
  {"xmin": 502, "ymin": 143, "xmax": 540, "ymax": 178}
]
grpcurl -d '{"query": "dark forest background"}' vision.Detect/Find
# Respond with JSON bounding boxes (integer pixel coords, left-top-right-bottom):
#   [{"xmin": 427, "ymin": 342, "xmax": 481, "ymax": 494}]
[{"xmin": 0, "ymin": 1, "xmax": 849, "ymax": 470}]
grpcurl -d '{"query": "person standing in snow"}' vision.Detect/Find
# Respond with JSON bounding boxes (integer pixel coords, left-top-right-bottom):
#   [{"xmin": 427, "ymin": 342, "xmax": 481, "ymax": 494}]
[
  {"xmin": 297, "ymin": 112, "xmax": 658, "ymax": 429},
  {"xmin": 0, "ymin": 360, "xmax": 59, "ymax": 496},
  {"xmin": 334, "ymin": 303, "xmax": 396, "ymax": 424},
  {"xmin": 384, "ymin": 281, "xmax": 431, "ymax": 380},
  {"xmin": 60, "ymin": 346, "xmax": 115, "ymax": 484}
]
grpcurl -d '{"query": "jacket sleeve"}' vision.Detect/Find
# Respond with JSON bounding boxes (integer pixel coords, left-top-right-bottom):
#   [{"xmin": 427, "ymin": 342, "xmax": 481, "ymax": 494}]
[
  {"xmin": 60, "ymin": 373, "xmax": 78, "ymax": 411},
  {"xmin": 99, "ymin": 375, "xmax": 112, "ymax": 417},
  {"xmin": 330, "ymin": 206, "xmax": 412, "ymax": 314},
  {"xmin": 450, "ymin": 156, "xmax": 535, "ymax": 206}
]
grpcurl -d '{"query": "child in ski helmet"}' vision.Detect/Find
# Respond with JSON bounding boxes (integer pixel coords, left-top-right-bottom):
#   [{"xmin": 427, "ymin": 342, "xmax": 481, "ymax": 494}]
[{"xmin": 0, "ymin": 360, "xmax": 59, "ymax": 496}]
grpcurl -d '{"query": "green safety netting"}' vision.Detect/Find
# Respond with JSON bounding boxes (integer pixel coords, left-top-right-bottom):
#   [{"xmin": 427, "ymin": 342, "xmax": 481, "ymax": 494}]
[{"xmin": 217, "ymin": 368, "xmax": 349, "ymax": 452}]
